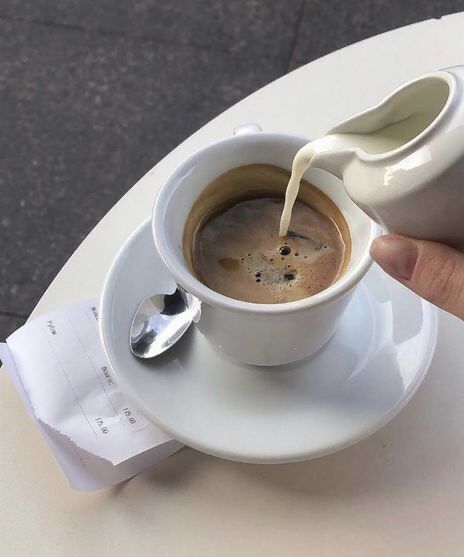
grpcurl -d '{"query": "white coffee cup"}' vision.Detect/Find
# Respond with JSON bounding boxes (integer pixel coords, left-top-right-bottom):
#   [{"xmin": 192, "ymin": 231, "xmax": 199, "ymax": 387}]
[{"xmin": 153, "ymin": 125, "xmax": 380, "ymax": 366}]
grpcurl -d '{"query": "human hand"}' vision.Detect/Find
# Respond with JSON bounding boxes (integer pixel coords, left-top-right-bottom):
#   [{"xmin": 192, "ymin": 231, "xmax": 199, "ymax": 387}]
[{"xmin": 370, "ymin": 235, "xmax": 464, "ymax": 319}]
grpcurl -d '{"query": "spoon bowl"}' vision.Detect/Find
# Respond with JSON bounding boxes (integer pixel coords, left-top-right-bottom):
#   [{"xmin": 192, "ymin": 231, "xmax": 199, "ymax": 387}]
[{"xmin": 130, "ymin": 286, "xmax": 201, "ymax": 359}]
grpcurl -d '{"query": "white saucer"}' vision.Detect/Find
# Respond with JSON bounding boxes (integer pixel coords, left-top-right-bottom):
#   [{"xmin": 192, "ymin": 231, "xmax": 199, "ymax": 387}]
[{"xmin": 100, "ymin": 220, "xmax": 438, "ymax": 463}]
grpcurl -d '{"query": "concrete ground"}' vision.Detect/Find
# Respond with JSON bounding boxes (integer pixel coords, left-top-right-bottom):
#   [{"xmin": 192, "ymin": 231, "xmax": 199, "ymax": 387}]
[{"xmin": 1, "ymin": 0, "xmax": 463, "ymax": 338}]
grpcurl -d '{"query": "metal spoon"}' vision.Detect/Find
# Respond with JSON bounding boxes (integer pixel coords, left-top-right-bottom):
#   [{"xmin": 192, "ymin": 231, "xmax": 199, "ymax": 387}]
[{"xmin": 130, "ymin": 286, "xmax": 201, "ymax": 359}]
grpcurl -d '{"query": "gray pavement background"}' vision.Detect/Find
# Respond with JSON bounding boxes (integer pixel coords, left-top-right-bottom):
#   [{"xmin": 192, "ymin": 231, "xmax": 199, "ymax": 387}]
[{"xmin": 1, "ymin": 0, "xmax": 463, "ymax": 338}]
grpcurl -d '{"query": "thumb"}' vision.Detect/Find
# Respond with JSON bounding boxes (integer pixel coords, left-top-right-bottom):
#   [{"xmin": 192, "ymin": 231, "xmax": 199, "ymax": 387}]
[{"xmin": 370, "ymin": 235, "xmax": 464, "ymax": 320}]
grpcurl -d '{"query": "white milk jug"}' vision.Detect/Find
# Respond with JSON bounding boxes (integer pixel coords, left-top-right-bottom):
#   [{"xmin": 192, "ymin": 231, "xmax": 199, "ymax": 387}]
[{"xmin": 282, "ymin": 67, "xmax": 464, "ymax": 250}]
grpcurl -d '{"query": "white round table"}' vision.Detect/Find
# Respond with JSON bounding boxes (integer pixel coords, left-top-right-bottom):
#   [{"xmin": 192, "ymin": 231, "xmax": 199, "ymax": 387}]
[{"xmin": 2, "ymin": 14, "xmax": 464, "ymax": 556}]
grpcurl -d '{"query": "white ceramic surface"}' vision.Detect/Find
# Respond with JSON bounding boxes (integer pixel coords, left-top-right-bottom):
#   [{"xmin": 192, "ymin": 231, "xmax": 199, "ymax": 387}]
[
  {"xmin": 152, "ymin": 128, "xmax": 379, "ymax": 365},
  {"xmin": 100, "ymin": 220, "xmax": 437, "ymax": 463},
  {"xmin": 310, "ymin": 66, "xmax": 464, "ymax": 249},
  {"xmin": 3, "ymin": 14, "xmax": 464, "ymax": 557}
]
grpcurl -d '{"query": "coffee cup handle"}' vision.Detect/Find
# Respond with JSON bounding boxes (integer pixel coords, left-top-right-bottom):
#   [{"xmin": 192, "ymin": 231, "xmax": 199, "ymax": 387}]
[{"xmin": 233, "ymin": 123, "xmax": 262, "ymax": 136}]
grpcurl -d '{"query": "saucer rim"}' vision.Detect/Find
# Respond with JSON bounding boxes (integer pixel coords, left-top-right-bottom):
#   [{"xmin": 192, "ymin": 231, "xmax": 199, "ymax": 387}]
[{"xmin": 100, "ymin": 219, "xmax": 438, "ymax": 464}]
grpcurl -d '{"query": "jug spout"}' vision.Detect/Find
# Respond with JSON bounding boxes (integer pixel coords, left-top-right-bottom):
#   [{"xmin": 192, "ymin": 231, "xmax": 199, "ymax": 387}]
[
  {"xmin": 309, "ymin": 144, "xmax": 356, "ymax": 181},
  {"xmin": 298, "ymin": 133, "xmax": 359, "ymax": 181}
]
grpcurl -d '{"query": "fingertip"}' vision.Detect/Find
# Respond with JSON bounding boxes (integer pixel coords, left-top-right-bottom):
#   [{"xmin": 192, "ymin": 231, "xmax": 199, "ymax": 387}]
[
  {"xmin": 370, "ymin": 235, "xmax": 403, "ymax": 260},
  {"xmin": 370, "ymin": 235, "xmax": 386, "ymax": 259},
  {"xmin": 369, "ymin": 235, "xmax": 418, "ymax": 281}
]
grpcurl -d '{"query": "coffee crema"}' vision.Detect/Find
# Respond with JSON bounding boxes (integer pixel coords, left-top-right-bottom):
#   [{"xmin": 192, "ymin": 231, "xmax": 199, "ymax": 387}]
[{"xmin": 183, "ymin": 164, "xmax": 351, "ymax": 304}]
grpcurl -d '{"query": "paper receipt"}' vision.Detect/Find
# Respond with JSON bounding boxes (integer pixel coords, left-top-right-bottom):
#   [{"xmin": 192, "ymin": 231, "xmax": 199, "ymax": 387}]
[{"xmin": 1, "ymin": 300, "xmax": 182, "ymax": 489}]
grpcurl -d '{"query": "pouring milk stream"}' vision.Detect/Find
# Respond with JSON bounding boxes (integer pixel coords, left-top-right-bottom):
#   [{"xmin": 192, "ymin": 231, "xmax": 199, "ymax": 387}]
[{"xmin": 279, "ymin": 67, "xmax": 464, "ymax": 250}]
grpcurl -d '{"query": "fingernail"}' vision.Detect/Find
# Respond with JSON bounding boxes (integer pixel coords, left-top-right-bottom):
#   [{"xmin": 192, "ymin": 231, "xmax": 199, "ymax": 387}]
[{"xmin": 370, "ymin": 236, "xmax": 418, "ymax": 280}]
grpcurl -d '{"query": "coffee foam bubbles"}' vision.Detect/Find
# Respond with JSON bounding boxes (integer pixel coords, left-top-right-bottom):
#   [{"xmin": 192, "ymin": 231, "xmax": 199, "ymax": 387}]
[
  {"xmin": 192, "ymin": 197, "xmax": 342, "ymax": 304},
  {"xmin": 183, "ymin": 164, "xmax": 351, "ymax": 304}
]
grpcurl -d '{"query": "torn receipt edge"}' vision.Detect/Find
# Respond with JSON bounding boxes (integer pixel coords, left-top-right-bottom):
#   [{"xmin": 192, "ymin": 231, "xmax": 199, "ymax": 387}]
[{"xmin": 0, "ymin": 299, "xmax": 182, "ymax": 491}]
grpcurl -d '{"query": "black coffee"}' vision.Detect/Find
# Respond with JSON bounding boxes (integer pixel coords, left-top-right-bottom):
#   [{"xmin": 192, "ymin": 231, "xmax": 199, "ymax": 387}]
[{"xmin": 183, "ymin": 164, "xmax": 350, "ymax": 304}]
